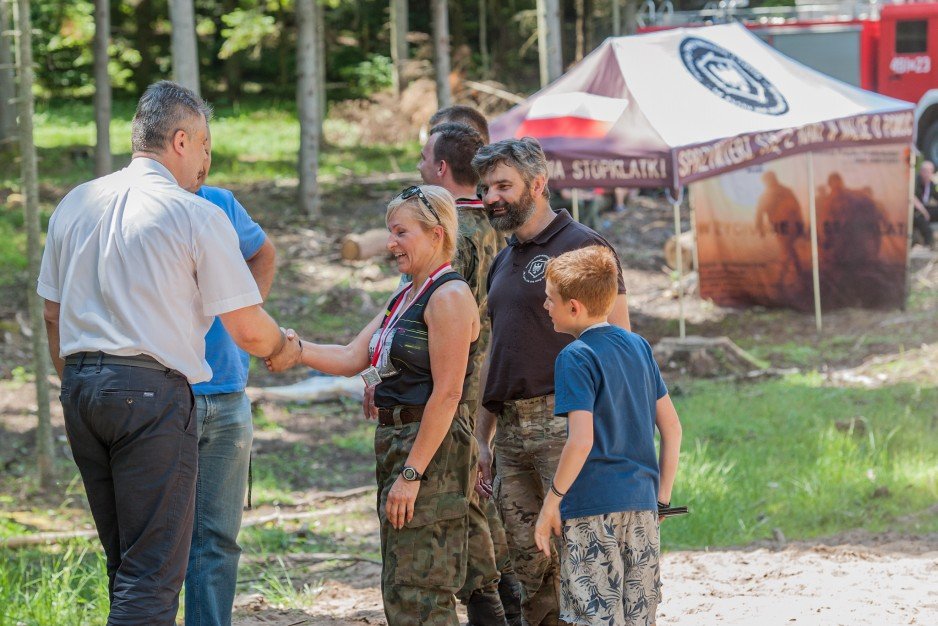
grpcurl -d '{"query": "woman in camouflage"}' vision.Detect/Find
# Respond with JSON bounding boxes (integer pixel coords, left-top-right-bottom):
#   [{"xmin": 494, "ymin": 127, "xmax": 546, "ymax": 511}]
[{"xmin": 280, "ymin": 185, "xmax": 482, "ymax": 625}]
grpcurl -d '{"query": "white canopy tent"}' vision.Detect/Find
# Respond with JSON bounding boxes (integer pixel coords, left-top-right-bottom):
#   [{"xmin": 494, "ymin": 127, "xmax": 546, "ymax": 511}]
[{"xmin": 491, "ymin": 23, "xmax": 915, "ymax": 334}]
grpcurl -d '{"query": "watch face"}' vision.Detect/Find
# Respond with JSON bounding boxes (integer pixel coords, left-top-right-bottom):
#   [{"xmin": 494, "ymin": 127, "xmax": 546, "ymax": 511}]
[{"xmin": 402, "ymin": 467, "xmax": 418, "ymax": 481}]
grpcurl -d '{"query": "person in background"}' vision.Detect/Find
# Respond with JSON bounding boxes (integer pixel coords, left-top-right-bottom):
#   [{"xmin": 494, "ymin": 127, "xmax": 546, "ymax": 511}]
[
  {"xmin": 534, "ymin": 245, "xmax": 682, "ymax": 626},
  {"xmin": 418, "ymin": 120, "xmax": 515, "ymax": 625},
  {"xmin": 182, "ymin": 128, "xmax": 277, "ymax": 626},
  {"xmin": 913, "ymin": 160, "xmax": 937, "ymax": 248}
]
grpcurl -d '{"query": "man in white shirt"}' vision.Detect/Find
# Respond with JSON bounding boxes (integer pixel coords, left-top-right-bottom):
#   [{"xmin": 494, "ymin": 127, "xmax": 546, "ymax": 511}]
[{"xmin": 38, "ymin": 81, "xmax": 298, "ymax": 625}]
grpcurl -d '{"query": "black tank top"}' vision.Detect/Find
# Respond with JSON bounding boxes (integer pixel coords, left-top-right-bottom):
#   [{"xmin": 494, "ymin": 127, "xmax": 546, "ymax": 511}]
[{"xmin": 372, "ymin": 272, "xmax": 478, "ymax": 408}]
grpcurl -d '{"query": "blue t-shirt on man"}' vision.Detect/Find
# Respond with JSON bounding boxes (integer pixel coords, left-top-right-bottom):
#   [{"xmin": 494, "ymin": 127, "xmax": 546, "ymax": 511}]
[
  {"xmin": 554, "ymin": 324, "xmax": 668, "ymax": 520},
  {"xmin": 191, "ymin": 186, "xmax": 267, "ymax": 396}
]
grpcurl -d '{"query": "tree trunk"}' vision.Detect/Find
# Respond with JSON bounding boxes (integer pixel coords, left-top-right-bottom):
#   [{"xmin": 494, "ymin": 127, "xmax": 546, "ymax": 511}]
[
  {"xmin": 0, "ymin": 0, "xmax": 15, "ymax": 146},
  {"xmin": 478, "ymin": 0, "xmax": 488, "ymax": 77},
  {"xmin": 316, "ymin": 0, "xmax": 326, "ymax": 135},
  {"xmin": 575, "ymin": 0, "xmax": 584, "ymax": 62},
  {"xmin": 93, "ymin": 0, "xmax": 112, "ymax": 176},
  {"xmin": 277, "ymin": 0, "xmax": 289, "ymax": 90},
  {"xmin": 223, "ymin": 0, "xmax": 242, "ymax": 99},
  {"xmin": 296, "ymin": 0, "xmax": 321, "ymax": 218},
  {"xmin": 15, "ymin": 0, "xmax": 54, "ymax": 491},
  {"xmin": 389, "ymin": 0, "xmax": 408, "ymax": 95},
  {"xmin": 341, "ymin": 229, "xmax": 391, "ymax": 260},
  {"xmin": 135, "ymin": 0, "xmax": 156, "ymax": 95},
  {"xmin": 536, "ymin": 0, "xmax": 562, "ymax": 87},
  {"xmin": 432, "ymin": 0, "xmax": 451, "ymax": 109},
  {"xmin": 168, "ymin": 0, "xmax": 200, "ymax": 95}
]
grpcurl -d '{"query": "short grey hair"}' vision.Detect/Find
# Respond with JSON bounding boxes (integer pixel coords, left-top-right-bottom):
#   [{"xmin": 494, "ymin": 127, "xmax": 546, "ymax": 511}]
[
  {"xmin": 131, "ymin": 81, "xmax": 213, "ymax": 153},
  {"xmin": 471, "ymin": 137, "xmax": 550, "ymax": 198}
]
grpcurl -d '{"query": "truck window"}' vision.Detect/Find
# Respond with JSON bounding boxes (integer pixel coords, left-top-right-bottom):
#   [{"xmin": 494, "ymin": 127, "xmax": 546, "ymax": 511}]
[{"xmin": 896, "ymin": 20, "xmax": 928, "ymax": 54}]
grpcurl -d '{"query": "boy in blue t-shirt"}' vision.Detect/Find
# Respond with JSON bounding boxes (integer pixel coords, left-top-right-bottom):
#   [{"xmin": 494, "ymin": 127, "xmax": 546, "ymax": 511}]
[{"xmin": 534, "ymin": 245, "xmax": 682, "ymax": 626}]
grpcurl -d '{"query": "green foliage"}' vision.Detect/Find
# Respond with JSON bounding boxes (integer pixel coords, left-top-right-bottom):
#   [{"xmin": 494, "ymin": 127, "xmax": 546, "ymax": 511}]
[
  {"xmin": 219, "ymin": 8, "xmax": 278, "ymax": 60},
  {"xmin": 338, "ymin": 54, "xmax": 393, "ymax": 96},
  {"xmin": 0, "ymin": 543, "xmax": 110, "ymax": 625}
]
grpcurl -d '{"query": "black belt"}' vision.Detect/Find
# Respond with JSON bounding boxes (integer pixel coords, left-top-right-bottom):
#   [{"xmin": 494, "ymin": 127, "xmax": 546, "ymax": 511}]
[
  {"xmin": 65, "ymin": 352, "xmax": 173, "ymax": 374},
  {"xmin": 377, "ymin": 405, "xmax": 425, "ymax": 427}
]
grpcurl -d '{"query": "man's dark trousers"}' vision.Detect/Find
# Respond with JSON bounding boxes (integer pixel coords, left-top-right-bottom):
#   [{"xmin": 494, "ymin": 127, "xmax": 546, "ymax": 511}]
[{"xmin": 61, "ymin": 355, "xmax": 198, "ymax": 625}]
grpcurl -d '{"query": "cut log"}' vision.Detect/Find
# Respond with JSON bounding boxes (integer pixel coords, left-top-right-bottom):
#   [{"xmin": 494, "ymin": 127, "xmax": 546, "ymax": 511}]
[
  {"xmin": 664, "ymin": 231, "xmax": 695, "ymax": 273},
  {"xmin": 341, "ymin": 228, "xmax": 389, "ymax": 261},
  {"xmin": 655, "ymin": 336, "xmax": 766, "ymax": 378}
]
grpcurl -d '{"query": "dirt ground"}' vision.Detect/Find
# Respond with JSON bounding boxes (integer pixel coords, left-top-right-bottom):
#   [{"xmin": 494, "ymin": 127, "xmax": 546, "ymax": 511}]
[
  {"xmin": 232, "ymin": 527, "xmax": 938, "ymax": 625},
  {"xmin": 2, "ymin": 187, "xmax": 937, "ymax": 624}
]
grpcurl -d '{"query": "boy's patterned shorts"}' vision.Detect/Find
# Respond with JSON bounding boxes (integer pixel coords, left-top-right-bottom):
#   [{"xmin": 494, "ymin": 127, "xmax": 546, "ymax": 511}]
[{"xmin": 559, "ymin": 510, "xmax": 661, "ymax": 626}]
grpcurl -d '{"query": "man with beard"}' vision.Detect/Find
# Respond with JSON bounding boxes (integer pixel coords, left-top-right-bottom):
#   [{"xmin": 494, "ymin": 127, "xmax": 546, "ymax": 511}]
[{"xmin": 471, "ymin": 137, "xmax": 630, "ymax": 626}]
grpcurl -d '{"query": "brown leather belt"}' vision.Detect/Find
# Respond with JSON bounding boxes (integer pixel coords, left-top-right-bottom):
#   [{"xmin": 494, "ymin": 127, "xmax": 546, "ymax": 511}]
[{"xmin": 377, "ymin": 405, "xmax": 425, "ymax": 427}]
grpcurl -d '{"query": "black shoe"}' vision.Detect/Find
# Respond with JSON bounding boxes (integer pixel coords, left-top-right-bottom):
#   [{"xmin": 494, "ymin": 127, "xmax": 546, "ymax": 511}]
[
  {"xmin": 498, "ymin": 572, "xmax": 523, "ymax": 626},
  {"xmin": 466, "ymin": 588, "xmax": 509, "ymax": 626}
]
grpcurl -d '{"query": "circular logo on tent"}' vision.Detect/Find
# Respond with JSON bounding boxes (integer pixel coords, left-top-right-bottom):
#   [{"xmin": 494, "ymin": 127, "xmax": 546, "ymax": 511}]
[{"xmin": 679, "ymin": 37, "xmax": 789, "ymax": 116}]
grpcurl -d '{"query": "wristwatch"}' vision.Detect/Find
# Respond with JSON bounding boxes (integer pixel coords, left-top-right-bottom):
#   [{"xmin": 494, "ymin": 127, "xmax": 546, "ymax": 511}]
[{"xmin": 401, "ymin": 466, "xmax": 424, "ymax": 482}]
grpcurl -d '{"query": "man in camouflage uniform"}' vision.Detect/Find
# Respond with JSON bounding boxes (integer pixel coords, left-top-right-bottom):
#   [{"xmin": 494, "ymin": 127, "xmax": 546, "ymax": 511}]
[
  {"xmin": 472, "ymin": 138, "xmax": 631, "ymax": 626},
  {"xmin": 418, "ymin": 120, "xmax": 520, "ymax": 625}
]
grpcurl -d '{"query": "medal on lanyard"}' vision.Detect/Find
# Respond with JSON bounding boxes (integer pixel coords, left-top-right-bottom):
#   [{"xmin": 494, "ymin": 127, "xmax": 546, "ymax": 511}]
[{"xmin": 358, "ymin": 262, "xmax": 452, "ymax": 387}]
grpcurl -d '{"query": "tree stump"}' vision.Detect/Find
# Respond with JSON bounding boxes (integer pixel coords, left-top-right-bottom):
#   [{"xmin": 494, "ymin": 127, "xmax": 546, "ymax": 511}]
[
  {"xmin": 664, "ymin": 231, "xmax": 695, "ymax": 273},
  {"xmin": 341, "ymin": 228, "xmax": 389, "ymax": 260},
  {"xmin": 655, "ymin": 336, "xmax": 765, "ymax": 378}
]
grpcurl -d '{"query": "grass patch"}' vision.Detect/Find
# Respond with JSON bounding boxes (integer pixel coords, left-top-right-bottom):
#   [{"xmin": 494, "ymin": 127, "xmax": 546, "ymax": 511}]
[
  {"xmin": 0, "ymin": 542, "xmax": 109, "ymax": 625},
  {"xmin": 665, "ymin": 374, "xmax": 938, "ymax": 549}
]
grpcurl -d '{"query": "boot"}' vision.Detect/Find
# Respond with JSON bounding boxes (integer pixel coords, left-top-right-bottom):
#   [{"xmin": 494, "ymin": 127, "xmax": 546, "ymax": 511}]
[
  {"xmin": 466, "ymin": 588, "xmax": 509, "ymax": 626},
  {"xmin": 498, "ymin": 572, "xmax": 524, "ymax": 626}
]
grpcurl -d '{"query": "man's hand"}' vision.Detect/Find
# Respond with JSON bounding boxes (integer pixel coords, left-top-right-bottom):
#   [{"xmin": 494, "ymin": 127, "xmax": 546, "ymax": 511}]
[
  {"xmin": 265, "ymin": 330, "xmax": 302, "ymax": 372},
  {"xmin": 386, "ymin": 475, "xmax": 420, "ymax": 530},
  {"xmin": 475, "ymin": 439, "xmax": 494, "ymax": 499},
  {"xmin": 534, "ymin": 497, "xmax": 561, "ymax": 557}
]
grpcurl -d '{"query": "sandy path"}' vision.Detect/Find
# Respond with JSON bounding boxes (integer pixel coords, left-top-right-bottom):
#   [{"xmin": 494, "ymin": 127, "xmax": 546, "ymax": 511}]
[{"xmin": 233, "ymin": 534, "xmax": 938, "ymax": 625}]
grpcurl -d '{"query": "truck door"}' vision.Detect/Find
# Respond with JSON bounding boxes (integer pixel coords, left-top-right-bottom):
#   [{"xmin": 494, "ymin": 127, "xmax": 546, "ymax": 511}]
[{"xmin": 879, "ymin": 8, "xmax": 938, "ymax": 104}]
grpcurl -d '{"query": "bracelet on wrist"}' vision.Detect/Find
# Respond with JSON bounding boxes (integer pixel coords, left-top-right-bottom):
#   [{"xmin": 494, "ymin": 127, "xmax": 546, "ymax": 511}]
[
  {"xmin": 657, "ymin": 500, "xmax": 670, "ymax": 509},
  {"xmin": 550, "ymin": 482, "xmax": 566, "ymax": 498}
]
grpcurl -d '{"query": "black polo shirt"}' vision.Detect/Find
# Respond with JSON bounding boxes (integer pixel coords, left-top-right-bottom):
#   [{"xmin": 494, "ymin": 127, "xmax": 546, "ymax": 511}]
[{"xmin": 483, "ymin": 209, "xmax": 627, "ymax": 413}]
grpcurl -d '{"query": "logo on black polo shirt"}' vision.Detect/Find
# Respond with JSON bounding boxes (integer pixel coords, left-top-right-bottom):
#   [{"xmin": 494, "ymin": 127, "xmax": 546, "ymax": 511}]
[
  {"xmin": 679, "ymin": 37, "xmax": 788, "ymax": 116},
  {"xmin": 523, "ymin": 255, "xmax": 551, "ymax": 283}
]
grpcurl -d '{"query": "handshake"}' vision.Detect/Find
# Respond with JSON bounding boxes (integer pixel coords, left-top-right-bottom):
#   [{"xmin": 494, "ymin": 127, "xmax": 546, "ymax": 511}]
[{"xmin": 264, "ymin": 328, "xmax": 304, "ymax": 372}]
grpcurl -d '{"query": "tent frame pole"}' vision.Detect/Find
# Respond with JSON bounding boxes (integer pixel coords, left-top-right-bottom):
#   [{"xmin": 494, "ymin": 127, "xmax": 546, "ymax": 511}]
[
  {"xmin": 571, "ymin": 188, "xmax": 580, "ymax": 222},
  {"xmin": 671, "ymin": 197, "xmax": 686, "ymax": 339},
  {"xmin": 808, "ymin": 152, "xmax": 822, "ymax": 334},
  {"xmin": 904, "ymin": 146, "xmax": 916, "ymax": 310}
]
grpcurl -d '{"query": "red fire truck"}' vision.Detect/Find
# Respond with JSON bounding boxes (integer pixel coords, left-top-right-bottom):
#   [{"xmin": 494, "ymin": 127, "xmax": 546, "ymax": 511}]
[{"xmin": 640, "ymin": 1, "xmax": 938, "ymax": 162}]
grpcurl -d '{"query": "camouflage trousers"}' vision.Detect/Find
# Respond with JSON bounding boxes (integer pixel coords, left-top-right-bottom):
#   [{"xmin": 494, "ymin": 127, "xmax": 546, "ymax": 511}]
[
  {"xmin": 493, "ymin": 394, "xmax": 571, "ymax": 626},
  {"xmin": 375, "ymin": 404, "xmax": 499, "ymax": 626}
]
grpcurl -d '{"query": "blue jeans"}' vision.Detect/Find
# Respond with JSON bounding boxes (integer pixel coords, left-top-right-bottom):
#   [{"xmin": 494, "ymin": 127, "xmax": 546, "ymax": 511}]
[{"xmin": 185, "ymin": 391, "xmax": 253, "ymax": 626}]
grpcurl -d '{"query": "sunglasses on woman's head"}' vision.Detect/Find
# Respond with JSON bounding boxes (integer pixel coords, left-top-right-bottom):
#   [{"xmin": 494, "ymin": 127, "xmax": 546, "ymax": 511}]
[{"xmin": 399, "ymin": 186, "xmax": 442, "ymax": 225}]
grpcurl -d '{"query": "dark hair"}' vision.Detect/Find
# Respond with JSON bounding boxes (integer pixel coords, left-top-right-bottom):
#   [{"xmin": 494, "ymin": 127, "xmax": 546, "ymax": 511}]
[
  {"xmin": 472, "ymin": 137, "xmax": 550, "ymax": 199},
  {"xmin": 131, "ymin": 81, "xmax": 213, "ymax": 153},
  {"xmin": 429, "ymin": 105, "xmax": 490, "ymax": 144},
  {"xmin": 428, "ymin": 123, "xmax": 485, "ymax": 188}
]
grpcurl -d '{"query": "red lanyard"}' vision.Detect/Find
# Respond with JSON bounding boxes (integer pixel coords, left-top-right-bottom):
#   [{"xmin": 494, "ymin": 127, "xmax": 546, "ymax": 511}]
[{"xmin": 370, "ymin": 262, "xmax": 452, "ymax": 367}]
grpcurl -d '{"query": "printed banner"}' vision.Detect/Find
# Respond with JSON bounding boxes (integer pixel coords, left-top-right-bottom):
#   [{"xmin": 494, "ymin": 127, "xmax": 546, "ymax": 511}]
[
  {"xmin": 690, "ymin": 144, "xmax": 911, "ymax": 311},
  {"xmin": 676, "ymin": 111, "xmax": 914, "ymax": 184}
]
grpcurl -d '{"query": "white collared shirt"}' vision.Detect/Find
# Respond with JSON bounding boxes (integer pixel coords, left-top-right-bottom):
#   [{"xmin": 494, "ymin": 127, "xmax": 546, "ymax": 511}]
[{"xmin": 38, "ymin": 157, "xmax": 262, "ymax": 383}]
